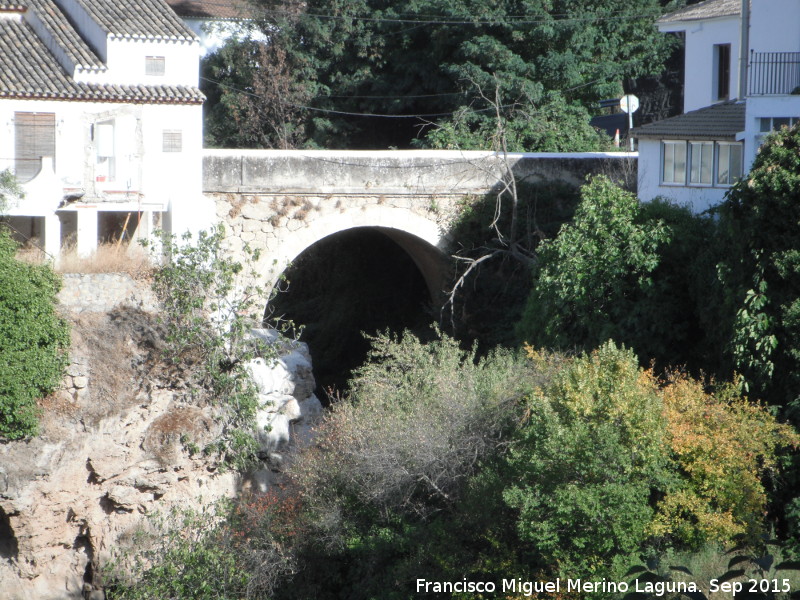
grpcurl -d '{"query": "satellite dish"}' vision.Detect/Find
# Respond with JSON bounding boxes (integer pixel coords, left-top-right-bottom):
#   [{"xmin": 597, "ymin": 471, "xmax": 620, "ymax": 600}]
[{"xmin": 619, "ymin": 94, "xmax": 640, "ymax": 114}]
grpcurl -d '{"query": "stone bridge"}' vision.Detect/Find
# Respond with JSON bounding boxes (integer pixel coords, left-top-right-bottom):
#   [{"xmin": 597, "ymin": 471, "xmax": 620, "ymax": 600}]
[{"xmin": 203, "ymin": 149, "xmax": 637, "ymax": 306}]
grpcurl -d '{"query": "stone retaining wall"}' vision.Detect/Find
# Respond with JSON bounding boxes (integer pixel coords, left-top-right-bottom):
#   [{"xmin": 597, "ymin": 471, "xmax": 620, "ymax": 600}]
[{"xmin": 58, "ymin": 273, "xmax": 158, "ymax": 313}]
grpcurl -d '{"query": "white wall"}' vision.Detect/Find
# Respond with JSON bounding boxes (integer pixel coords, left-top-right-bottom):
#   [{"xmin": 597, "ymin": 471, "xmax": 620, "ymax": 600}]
[
  {"xmin": 139, "ymin": 103, "xmax": 211, "ymax": 236},
  {"xmin": 749, "ymin": 0, "xmax": 800, "ymax": 53},
  {"xmin": 743, "ymin": 96, "xmax": 800, "ymax": 168},
  {"xmin": 0, "ymin": 99, "xmax": 203, "ymax": 215},
  {"xmin": 636, "ymin": 138, "xmax": 730, "ymax": 211},
  {"xmin": 77, "ymin": 38, "xmax": 200, "ymax": 87},
  {"xmin": 661, "ymin": 16, "xmax": 741, "ymax": 112}
]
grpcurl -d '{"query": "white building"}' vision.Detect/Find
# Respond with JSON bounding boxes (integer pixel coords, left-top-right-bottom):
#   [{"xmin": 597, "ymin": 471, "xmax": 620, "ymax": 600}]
[
  {"xmin": 0, "ymin": 0, "xmax": 212, "ymax": 258},
  {"xmin": 635, "ymin": 0, "xmax": 800, "ymax": 212},
  {"xmin": 165, "ymin": 0, "xmax": 266, "ymax": 56}
]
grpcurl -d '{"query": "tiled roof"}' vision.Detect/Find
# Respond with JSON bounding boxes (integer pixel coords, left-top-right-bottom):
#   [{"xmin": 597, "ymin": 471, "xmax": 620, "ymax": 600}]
[
  {"xmin": 0, "ymin": 19, "xmax": 203, "ymax": 103},
  {"xmin": 26, "ymin": 0, "xmax": 105, "ymax": 70},
  {"xmin": 77, "ymin": 0, "xmax": 197, "ymax": 40},
  {"xmin": 165, "ymin": 0, "xmax": 256, "ymax": 19},
  {"xmin": 633, "ymin": 101, "xmax": 745, "ymax": 140},
  {"xmin": 658, "ymin": 0, "xmax": 741, "ymax": 23}
]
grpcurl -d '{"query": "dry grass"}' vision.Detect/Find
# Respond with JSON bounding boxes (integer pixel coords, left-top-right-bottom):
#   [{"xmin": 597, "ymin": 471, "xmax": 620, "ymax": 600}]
[
  {"xmin": 56, "ymin": 241, "xmax": 154, "ymax": 278},
  {"xmin": 15, "ymin": 240, "xmax": 155, "ymax": 278}
]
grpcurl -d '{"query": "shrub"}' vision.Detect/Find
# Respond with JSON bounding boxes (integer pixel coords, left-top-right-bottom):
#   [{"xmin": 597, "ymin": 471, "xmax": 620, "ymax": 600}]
[
  {"xmin": 504, "ymin": 343, "xmax": 799, "ymax": 575},
  {"xmin": 717, "ymin": 123, "xmax": 800, "ymax": 405},
  {"xmin": 293, "ymin": 331, "xmax": 544, "ymax": 523},
  {"xmin": 105, "ymin": 504, "xmax": 253, "ymax": 600},
  {"xmin": 147, "ymin": 225, "xmax": 287, "ymax": 470},
  {"xmin": 0, "ymin": 230, "xmax": 69, "ymax": 439},
  {"xmin": 517, "ymin": 176, "xmax": 670, "ymax": 355},
  {"xmin": 653, "ymin": 375, "xmax": 800, "ymax": 548},
  {"xmin": 504, "ymin": 342, "xmax": 672, "ymax": 576}
]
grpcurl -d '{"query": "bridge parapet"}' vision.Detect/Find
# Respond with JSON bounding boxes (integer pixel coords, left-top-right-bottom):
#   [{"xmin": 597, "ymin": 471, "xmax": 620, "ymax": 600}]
[{"xmin": 203, "ymin": 149, "xmax": 637, "ymax": 196}]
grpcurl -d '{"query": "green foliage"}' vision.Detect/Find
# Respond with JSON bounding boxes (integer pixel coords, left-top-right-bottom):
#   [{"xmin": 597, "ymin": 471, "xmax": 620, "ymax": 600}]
[
  {"xmin": 202, "ymin": 36, "xmax": 311, "ymax": 149},
  {"xmin": 0, "ymin": 230, "xmax": 69, "ymax": 440},
  {"xmin": 0, "ymin": 168, "xmax": 23, "ymax": 212},
  {"xmin": 422, "ymin": 92, "xmax": 612, "ymax": 152},
  {"xmin": 276, "ymin": 332, "xmax": 549, "ymax": 599},
  {"xmin": 148, "ymin": 225, "xmax": 280, "ymax": 470},
  {"xmin": 505, "ymin": 342, "xmax": 672, "ymax": 576},
  {"xmin": 715, "ymin": 123, "xmax": 800, "ymax": 556},
  {"xmin": 717, "ymin": 123, "xmax": 800, "ymax": 406},
  {"xmin": 241, "ymin": 0, "xmax": 671, "ymax": 148},
  {"xmin": 626, "ymin": 542, "xmax": 800, "ymax": 600},
  {"xmin": 105, "ymin": 504, "xmax": 252, "ymax": 600},
  {"xmin": 517, "ymin": 176, "xmax": 670, "ymax": 353}
]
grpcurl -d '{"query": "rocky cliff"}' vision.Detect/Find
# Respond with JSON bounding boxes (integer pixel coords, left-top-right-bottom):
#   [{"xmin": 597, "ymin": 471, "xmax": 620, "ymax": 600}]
[{"xmin": 0, "ymin": 276, "xmax": 320, "ymax": 600}]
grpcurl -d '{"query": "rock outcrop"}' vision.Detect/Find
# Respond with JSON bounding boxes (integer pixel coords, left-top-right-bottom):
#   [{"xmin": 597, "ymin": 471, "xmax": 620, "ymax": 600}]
[{"xmin": 0, "ymin": 283, "xmax": 320, "ymax": 600}]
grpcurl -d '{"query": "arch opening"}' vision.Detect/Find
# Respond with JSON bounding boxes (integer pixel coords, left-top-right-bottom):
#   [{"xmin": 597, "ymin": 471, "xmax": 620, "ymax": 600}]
[{"xmin": 267, "ymin": 227, "xmax": 441, "ymax": 401}]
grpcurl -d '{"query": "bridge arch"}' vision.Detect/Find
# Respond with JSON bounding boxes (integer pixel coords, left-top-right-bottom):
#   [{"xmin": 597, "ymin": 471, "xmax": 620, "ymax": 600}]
[
  {"xmin": 215, "ymin": 195, "xmax": 453, "ymax": 312},
  {"xmin": 269, "ymin": 204, "xmax": 448, "ymax": 301}
]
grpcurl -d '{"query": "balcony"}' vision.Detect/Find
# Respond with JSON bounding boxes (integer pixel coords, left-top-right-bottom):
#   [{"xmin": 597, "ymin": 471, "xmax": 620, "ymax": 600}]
[{"xmin": 748, "ymin": 51, "xmax": 800, "ymax": 95}]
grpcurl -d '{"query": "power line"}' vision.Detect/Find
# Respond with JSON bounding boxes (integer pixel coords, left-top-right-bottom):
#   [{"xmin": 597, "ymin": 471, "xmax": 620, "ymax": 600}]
[
  {"xmin": 277, "ymin": 9, "xmax": 663, "ymax": 26},
  {"xmin": 201, "ymin": 76, "xmax": 521, "ymax": 118},
  {"xmin": 183, "ymin": 0, "xmax": 665, "ymax": 27}
]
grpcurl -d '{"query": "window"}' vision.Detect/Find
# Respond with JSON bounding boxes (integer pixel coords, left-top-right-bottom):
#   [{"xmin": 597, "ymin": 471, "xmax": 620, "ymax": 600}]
[
  {"xmin": 145, "ymin": 56, "xmax": 165, "ymax": 76},
  {"xmin": 689, "ymin": 142, "xmax": 714, "ymax": 185},
  {"xmin": 95, "ymin": 121, "xmax": 115, "ymax": 182},
  {"xmin": 162, "ymin": 130, "xmax": 182, "ymax": 152},
  {"xmin": 662, "ymin": 141, "xmax": 687, "ymax": 184},
  {"xmin": 714, "ymin": 44, "xmax": 731, "ymax": 101},
  {"xmin": 661, "ymin": 140, "xmax": 742, "ymax": 187},
  {"xmin": 14, "ymin": 112, "xmax": 55, "ymax": 183},
  {"xmin": 717, "ymin": 143, "xmax": 743, "ymax": 186},
  {"xmin": 689, "ymin": 142, "xmax": 713, "ymax": 185},
  {"xmin": 757, "ymin": 116, "xmax": 799, "ymax": 145}
]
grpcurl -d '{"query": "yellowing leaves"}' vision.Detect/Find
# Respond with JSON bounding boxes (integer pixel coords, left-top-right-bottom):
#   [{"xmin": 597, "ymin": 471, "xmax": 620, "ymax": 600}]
[
  {"xmin": 522, "ymin": 342, "xmax": 800, "ymax": 550},
  {"xmin": 655, "ymin": 374, "xmax": 799, "ymax": 547}
]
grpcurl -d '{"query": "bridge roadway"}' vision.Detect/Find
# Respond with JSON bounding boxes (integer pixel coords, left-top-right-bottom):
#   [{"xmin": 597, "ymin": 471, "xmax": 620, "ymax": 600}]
[{"xmin": 202, "ymin": 149, "xmax": 637, "ymax": 306}]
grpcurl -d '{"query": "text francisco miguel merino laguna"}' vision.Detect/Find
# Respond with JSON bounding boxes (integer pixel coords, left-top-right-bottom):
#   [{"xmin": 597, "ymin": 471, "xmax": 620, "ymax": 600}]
[{"xmin": 417, "ymin": 577, "xmax": 708, "ymax": 597}]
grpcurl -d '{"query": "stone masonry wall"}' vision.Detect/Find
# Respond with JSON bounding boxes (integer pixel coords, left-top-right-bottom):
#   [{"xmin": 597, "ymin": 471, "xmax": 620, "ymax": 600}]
[{"xmin": 57, "ymin": 273, "xmax": 158, "ymax": 314}]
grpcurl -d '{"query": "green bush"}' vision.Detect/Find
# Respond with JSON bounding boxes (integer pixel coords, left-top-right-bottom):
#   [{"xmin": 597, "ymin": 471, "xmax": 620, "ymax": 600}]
[
  {"xmin": 504, "ymin": 342, "xmax": 673, "ymax": 577},
  {"xmin": 516, "ymin": 176, "xmax": 670, "ymax": 355},
  {"xmin": 148, "ymin": 225, "xmax": 287, "ymax": 471},
  {"xmin": 105, "ymin": 504, "xmax": 254, "ymax": 600},
  {"xmin": 517, "ymin": 178, "xmax": 725, "ymax": 374},
  {"xmin": 0, "ymin": 230, "xmax": 69, "ymax": 439}
]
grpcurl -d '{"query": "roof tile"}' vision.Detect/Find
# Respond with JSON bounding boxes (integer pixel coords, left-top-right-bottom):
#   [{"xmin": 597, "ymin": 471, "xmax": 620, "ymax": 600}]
[
  {"xmin": 0, "ymin": 19, "xmax": 204, "ymax": 103},
  {"xmin": 658, "ymin": 0, "xmax": 741, "ymax": 24},
  {"xmin": 165, "ymin": 0, "xmax": 257, "ymax": 19},
  {"xmin": 77, "ymin": 0, "xmax": 197, "ymax": 40},
  {"xmin": 633, "ymin": 101, "xmax": 745, "ymax": 140}
]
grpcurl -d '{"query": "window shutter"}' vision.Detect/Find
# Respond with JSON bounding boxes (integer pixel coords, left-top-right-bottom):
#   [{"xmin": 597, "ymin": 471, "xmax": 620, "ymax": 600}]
[{"xmin": 14, "ymin": 112, "xmax": 55, "ymax": 182}]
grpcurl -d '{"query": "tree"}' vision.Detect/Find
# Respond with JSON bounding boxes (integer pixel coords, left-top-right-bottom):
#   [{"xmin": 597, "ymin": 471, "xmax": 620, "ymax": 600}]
[
  {"xmin": 504, "ymin": 342, "xmax": 672, "ymax": 576},
  {"xmin": 240, "ymin": 0, "xmax": 672, "ymax": 149},
  {"xmin": 504, "ymin": 343, "xmax": 799, "ymax": 576},
  {"xmin": 717, "ymin": 123, "xmax": 800, "ymax": 407},
  {"xmin": 147, "ymin": 226, "xmax": 286, "ymax": 470},
  {"xmin": 0, "ymin": 168, "xmax": 23, "ymax": 212},
  {"xmin": 653, "ymin": 374, "xmax": 799, "ymax": 549},
  {"xmin": 202, "ymin": 36, "xmax": 312, "ymax": 149},
  {"xmin": 0, "ymin": 229, "xmax": 69, "ymax": 439},
  {"xmin": 516, "ymin": 175, "xmax": 670, "ymax": 354},
  {"xmin": 716, "ymin": 123, "xmax": 800, "ymax": 554}
]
